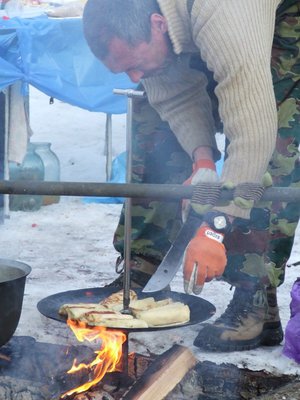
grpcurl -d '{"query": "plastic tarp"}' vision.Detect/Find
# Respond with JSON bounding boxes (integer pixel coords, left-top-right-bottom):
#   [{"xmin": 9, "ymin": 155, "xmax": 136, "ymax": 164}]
[
  {"xmin": 84, "ymin": 151, "xmax": 126, "ymax": 204},
  {"xmin": 0, "ymin": 16, "xmax": 136, "ymax": 113}
]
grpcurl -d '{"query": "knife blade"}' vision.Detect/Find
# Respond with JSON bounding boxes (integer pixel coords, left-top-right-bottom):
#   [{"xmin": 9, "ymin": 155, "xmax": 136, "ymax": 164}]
[{"xmin": 142, "ymin": 212, "xmax": 202, "ymax": 293}]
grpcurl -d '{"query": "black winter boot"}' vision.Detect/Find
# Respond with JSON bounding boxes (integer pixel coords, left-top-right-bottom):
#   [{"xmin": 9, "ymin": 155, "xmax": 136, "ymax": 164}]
[{"xmin": 194, "ymin": 286, "xmax": 283, "ymax": 352}]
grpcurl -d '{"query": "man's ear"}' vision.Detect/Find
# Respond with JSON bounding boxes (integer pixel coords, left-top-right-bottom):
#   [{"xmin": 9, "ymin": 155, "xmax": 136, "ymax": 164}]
[{"xmin": 150, "ymin": 13, "xmax": 168, "ymax": 34}]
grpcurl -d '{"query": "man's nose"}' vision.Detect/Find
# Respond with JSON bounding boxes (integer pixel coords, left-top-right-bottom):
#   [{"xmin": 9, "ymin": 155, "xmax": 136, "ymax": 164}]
[{"xmin": 126, "ymin": 70, "xmax": 144, "ymax": 83}]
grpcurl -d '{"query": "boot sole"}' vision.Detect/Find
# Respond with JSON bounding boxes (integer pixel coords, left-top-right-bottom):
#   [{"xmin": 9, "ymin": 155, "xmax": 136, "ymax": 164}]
[{"xmin": 194, "ymin": 322, "xmax": 284, "ymax": 352}]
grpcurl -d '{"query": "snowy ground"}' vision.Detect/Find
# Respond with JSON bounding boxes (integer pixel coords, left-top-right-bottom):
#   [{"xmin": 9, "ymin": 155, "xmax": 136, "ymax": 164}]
[{"xmin": 1, "ymin": 87, "xmax": 300, "ymax": 378}]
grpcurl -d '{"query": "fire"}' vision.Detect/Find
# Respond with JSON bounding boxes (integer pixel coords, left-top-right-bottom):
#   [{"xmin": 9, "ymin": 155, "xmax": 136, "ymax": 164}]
[{"xmin": 61, "ymin": 319, "xmax": 127, "ymax": 398}]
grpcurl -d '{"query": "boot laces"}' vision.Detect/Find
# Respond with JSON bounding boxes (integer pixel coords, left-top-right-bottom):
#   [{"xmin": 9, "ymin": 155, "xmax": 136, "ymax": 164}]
[
  {"xmin": 216, "ymin": 288, "xmax": 256, "ymax": 328},
  {"xmin": 115, "ymin": 256, "xmax": 124, "ymax": 274},
  {"xmin": 108, "ymin": 257, "xmax": 153, "ymax": 288}
]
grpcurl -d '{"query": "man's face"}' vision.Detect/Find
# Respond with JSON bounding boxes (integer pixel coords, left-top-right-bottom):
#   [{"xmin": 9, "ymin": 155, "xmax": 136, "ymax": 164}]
[{"xmin": 101, "ymin": 14, "xmax": 172, "ymax": 83}]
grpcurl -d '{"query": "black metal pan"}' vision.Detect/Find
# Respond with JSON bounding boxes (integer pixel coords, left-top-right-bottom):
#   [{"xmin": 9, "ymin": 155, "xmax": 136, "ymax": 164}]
[{"xmin": 37, "ymin": 287, "xmax": 215, "ymax": 332}]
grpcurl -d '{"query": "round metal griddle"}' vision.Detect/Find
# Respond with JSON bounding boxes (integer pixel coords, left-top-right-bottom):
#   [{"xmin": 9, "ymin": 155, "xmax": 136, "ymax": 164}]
[{"xmin": 37, "ymin": 287, "xmax": 216, "ymax": 332}]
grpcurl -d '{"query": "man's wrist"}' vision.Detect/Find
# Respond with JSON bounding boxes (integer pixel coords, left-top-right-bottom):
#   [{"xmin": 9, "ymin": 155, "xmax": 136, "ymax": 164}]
[
  {"xmin": 193, "ymin": 159, "xmax": 216, "ymax": 171},
  {"xmin": 192, "ymin": 146, "xmax": 214, "ymax": 163}
]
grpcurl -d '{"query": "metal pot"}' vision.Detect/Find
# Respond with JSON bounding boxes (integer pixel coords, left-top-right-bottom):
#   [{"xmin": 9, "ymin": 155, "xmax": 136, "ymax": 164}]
[{"xmin": 0, "ymin": 259, "xmax": 31, "ymax": 347}]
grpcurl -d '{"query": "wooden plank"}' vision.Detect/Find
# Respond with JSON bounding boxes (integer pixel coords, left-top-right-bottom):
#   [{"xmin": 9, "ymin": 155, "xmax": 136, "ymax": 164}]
[{"xmin": 121, "ymin": 345, "xmax": 197, "ymax": 400}]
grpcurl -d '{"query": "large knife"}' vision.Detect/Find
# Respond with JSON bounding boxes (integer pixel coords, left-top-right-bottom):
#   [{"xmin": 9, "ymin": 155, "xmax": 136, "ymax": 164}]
[{"xmin": 142, "ymin": 212, "xmax": 202, "ymax": 293}]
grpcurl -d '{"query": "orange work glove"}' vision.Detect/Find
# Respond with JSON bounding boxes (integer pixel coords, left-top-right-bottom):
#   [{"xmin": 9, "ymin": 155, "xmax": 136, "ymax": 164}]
[
  {"xmin": 182, "ymin": 159, "xmax": 219, "ymax": 222},
  {"xmin": 183, "ymin": 225, "xmax": 227, "ymax": 295}
]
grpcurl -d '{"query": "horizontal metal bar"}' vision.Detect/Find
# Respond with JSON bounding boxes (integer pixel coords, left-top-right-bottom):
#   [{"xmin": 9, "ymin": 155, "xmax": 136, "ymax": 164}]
[{"xmin": 0, "ymin": 180, "xmax": 300, "ymax": 203}]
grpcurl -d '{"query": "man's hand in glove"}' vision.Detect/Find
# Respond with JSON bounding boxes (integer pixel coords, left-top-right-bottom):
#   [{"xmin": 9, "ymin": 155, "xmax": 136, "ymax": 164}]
[
  {"xmin": 182, "ymin": 159, "xmax": 219, "ymax": 222},
  {"xmin": 183, "ymin": 225, "xmax": 227, "ymax": 295}
]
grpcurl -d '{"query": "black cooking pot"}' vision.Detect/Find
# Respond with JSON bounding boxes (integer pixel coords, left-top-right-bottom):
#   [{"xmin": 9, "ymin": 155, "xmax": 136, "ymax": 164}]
[{"xmin": 0, "ymin": 259, "xmax": 31, "ymax": 347}]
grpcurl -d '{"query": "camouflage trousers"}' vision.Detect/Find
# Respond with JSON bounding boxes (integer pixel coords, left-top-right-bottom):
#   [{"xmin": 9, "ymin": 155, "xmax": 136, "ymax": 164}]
[
  {"xmin": 113, "ymin": 1, "xmax": 300, "ymax": 289},
  {"xmin": 113, "ymin": 96, "xmax": 192, "ymax": 264}
]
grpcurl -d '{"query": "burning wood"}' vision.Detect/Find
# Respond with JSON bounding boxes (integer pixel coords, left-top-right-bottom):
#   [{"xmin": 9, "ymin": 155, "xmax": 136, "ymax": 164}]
[
  {"xmin": 59, "ymin": 344, "xmax": 197, "ymax": 400},
  {"xmin": 61, "ymin": 321, "xmax": 127, "ymax": 398},
  {"xmin": 121, "ymin": 345, "xmax": 197, "ymax": 400},
  {"xmin": 73, "ymin": 392, "xmax": 114, "ymax": 400},
  {"xmin": 57, "ymin": 289, "xmax": 192, "ymax": 398},
  {"xmin": 0, "ymin": 336, "xmax": 297, "ymax": 400}
]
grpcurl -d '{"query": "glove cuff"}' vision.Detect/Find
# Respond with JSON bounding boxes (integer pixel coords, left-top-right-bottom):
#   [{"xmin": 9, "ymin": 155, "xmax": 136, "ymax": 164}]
[
  {"xmin": 191, "ymin": 182, "xmax": 222, "ymax": 213},
  {"xmin": 193, "ymin": 159, "xmax": 216, "ymax": 171},
  {"xmin": 234, "ymin": 182, "xmax": 265, "ymax": 209}
]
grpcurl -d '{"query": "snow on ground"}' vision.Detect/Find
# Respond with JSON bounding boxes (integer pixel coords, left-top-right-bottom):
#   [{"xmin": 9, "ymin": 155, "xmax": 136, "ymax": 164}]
[{"xmin": 1, "ymin": 87, "xmax": 300, "ymax": 378}]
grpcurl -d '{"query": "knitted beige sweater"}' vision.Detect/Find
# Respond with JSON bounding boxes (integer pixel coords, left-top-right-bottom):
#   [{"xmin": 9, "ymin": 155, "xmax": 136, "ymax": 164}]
[{"xmin": 142, "ymin": 0, "xmax": 280, "ymax": 218}]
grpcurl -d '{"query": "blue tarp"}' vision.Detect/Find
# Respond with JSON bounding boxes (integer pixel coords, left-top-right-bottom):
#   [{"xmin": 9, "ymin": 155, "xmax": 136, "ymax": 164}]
[
  {"xmin": 84, "ymin": 151, "xmax": 126, "ymax": 204},
  {"xmin": 83, "ymin": 152, "xmax": 224, "ymax": 204},
  {"xmin": 0, "ymin": 16, "xmax": 136, "ymax": 113}
]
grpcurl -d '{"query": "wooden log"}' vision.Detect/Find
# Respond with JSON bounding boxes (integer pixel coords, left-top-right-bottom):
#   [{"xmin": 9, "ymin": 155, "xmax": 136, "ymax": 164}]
[
  {"xmin": 73, "ymin": 391, "xmax": 114, "ymax": 400},
  {"xmin": 127, "ymin": 352, "xmax": 156, "ymax": 381},
  {"xmin": 164, "ymin": 361, "xmax": 295, "ymax": 400},
  {"xmin": 251, "ymin": 380, "xmax": 300, "ymax": 400},
  {"xmin": 121, "ymin": 345, "xmax": 197, "ymax": 400}
]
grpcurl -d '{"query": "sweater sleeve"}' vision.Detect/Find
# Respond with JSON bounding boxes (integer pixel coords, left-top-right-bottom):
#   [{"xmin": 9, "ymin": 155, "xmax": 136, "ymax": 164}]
[
  {"xmin": 191, "ymin": 0, "xmax": 279, "ymax": 218},
  {"xmin": 141, "ymin": 54, "xmax": 220, "ymax": 161}
]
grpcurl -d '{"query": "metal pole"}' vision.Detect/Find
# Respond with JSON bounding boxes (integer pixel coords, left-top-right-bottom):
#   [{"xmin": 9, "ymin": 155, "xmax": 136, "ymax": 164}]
[
  {"xmin": 121, "ymin": 331, "xmax": 129, "ymax": 377},
  {"xmin": 3, "ymin": 89, "xmax": 9, "ymax": 219},
  {"xmin": 123, "ymin": 95, "xmax": 132, "ymax": 314},
  {"xmin": 104, "ymin": 113, "xmax": 112, "ymax": 181},
  {"xmin": 1, "ymin": 180, "xmax": 300, "ymax": 202},
  {"xmin": 113, "ymin": 89, "xmax": 146, "ymax": 314}
]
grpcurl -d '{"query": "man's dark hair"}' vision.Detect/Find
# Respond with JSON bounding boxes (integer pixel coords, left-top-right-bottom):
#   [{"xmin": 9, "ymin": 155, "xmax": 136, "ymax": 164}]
[{"xmin": 83, "ymin": 0, "xmax": 161, "ymax": 59}]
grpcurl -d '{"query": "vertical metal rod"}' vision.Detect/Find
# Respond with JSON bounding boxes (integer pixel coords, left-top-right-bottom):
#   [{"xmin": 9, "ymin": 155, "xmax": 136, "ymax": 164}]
[
  {"xmin": 123, "ymin": 97, "xmax": 133, "ymax": 313},
  {"xmin": 105, "ymin": 113, "xmax": 112, "ymax": 181},
  {"xmin": 121, "ymin": 331, "xmax": 129, "ymax": 377},
  {"xmin": 113, "ymin": 89, "xmax": 146, "ymax": 314},
  {"xmin": 3, "ymin": 89, "xmax": 9, "ymax": 219}
]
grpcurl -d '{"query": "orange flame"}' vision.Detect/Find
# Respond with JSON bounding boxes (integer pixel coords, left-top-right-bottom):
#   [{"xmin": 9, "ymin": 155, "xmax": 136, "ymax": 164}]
[{"xmin": 61, "ymin": 319, "xmax": 127, "ymax": 398}]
